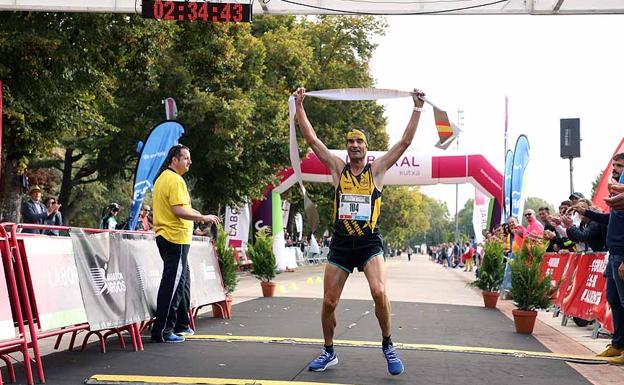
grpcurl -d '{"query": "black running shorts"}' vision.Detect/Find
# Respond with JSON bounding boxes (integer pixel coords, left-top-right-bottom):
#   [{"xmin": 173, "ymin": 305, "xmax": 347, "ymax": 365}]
[{"xmin": 328, "ymin": 234, "xmax": 384, "ymax": 273}]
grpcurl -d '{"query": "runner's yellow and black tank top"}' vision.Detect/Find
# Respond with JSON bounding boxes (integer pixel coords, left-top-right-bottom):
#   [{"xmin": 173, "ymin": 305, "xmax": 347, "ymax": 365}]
[{"xmin": 333, "ymin": 163, "xmax": 382, "ymax": 236}]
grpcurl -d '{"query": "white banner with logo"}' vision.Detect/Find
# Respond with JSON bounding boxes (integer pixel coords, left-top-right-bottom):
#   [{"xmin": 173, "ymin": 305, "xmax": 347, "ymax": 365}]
[
  {"xmin": 472, "ymin": 188, "xmax": 490, "ymax": 244},
  {"xmin": 188, "ymin": 237, "xmax": 226, "ymax": 308},
  {"xmin": 70, "ymin": 230, "xmax": 151, "ymax": 331},
  {"xmin": 70, "ymin": 230, "xmax": 226, "ymax": 330},
  {"xmin": 21, "ymin": 236, "xmax": 88, "ymax": 331},
  {"xmin": 225, "ymin": 203, "xmax": 251, "ymax": 248}
]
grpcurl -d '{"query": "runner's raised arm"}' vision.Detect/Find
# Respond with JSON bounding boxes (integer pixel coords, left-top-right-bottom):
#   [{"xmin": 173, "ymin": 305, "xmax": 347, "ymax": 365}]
[{"xmin": 294, "ymin": 88, "xmax": 345, "ymax": 186}]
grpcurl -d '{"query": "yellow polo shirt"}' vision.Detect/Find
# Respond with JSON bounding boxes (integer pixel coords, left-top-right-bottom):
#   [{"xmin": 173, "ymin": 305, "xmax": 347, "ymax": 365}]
[{"xmin": 153, "ymin": 169, "xmax": 193, "ymax": 245}]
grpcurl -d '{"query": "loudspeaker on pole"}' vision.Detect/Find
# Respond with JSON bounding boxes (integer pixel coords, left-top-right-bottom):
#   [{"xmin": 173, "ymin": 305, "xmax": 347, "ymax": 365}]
[{"xmin": 560, "ymin": 118, "xmax": 581, "ymax": 159}]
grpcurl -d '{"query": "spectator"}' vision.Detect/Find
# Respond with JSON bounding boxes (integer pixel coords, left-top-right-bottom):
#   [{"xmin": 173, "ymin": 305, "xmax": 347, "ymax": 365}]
[
  {"xmin": 137, "ymin": 205, "xmax": 154, "ymax": 231},
  {"xmin": 20, "ymin": 185, "xmax": 60, "ymax": 234},
  {"xmin": 43, "ymin": 196, "xmax": 63, "ymax": 236},
  {"xmin": 524, "ymin": 208, "xmax": 544, "ymax": 238},
  {"xmin": 570, "ymin": 152, "xmax": 624, "ymax": 363},
  {"xmin": 569, "ymin": 191, "xmax": 585, "ymax": 206},
  {"xmin": 150, "ymin": 144, "xmax": 220, "ymax": 344},
  {"xmin": 461, "ymin": 242, "xmax": 474, "ymax": 272},
  {"xmin": 100, "ymin": 203, "xmax": 121, "ymax": 230},
  {"xmin": 406, "ymin": 245, "xmax": 413, "ymax": 262},
  {"xmin": 507, "ymin": 217, "xmax": 524, "ymax": 254},
  {"xmin": 563, "ymin": 200, "xmax": 607, "ymax": 252}
]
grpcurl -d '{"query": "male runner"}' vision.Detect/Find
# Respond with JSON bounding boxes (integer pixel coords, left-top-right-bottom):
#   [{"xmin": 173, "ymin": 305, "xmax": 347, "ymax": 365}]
[{"xmin": 294, "ymin": 87, "xmax": 425, "ymax": 375}]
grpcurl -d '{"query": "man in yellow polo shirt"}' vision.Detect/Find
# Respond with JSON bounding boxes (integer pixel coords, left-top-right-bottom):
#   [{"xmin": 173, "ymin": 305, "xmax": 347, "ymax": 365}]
[{"xmin": 150, "ymin": 144, "xmax": 220, "ymax": 343}]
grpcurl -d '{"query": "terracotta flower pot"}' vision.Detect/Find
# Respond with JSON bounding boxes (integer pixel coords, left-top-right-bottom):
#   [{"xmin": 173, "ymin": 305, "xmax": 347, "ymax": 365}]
[
  {"xmin": 482, "ymin": 291, "xmax": 499, "ymax": 308},
  {"xmin": 261, "ymin": 281, "xmax": 277, "ymax": 297},
  {"xmin": 512, "ymin": 309, "xmax": 538, "ymax": 334},
  {"xmin": 212, "ymin": 296, "xmax": 233, "ymax": 319}
]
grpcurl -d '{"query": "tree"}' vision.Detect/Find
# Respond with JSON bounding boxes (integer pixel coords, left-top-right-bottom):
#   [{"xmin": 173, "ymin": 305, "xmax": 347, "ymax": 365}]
[
  {"xmin": 0, "ymin": 13, "xmax": 175, "ymax": 222},
  {"xmin": 409, "ymin": 195, "xmax": 452, "ymax": 246},
  {"xmin": 522, "ymin": 197, "xmax": 555, "ymax": 226},
  {"xmin": 379, "ymin": 186, "xmax": 429, "ymax": 247},
  {"xmin": 457, "ymin": 198, "xmax": 475, "ymax": 241},
  {"xmin": 591, "ymin": 170, "xmax": 603, "ymax": 200}
]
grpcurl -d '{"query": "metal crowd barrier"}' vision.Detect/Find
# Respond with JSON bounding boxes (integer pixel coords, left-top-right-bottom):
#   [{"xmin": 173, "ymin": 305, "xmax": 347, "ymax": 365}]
[{"xmin": 0, "ymin": 222, "xmax": 229, "ymax": 384}]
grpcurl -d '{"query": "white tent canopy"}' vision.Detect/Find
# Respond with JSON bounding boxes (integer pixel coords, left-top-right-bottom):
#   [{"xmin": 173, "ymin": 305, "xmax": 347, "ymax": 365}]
[{"xmin": 0, "ymin": 0, "xmax": 623, "ymax": 15}]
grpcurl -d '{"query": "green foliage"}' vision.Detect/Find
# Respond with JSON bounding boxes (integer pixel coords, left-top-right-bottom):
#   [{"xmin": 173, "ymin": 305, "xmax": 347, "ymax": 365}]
[
  {"xmin": 470, "ymin": 239, "xmax": 505, "ymax": 292},
  {"xmin": 408, "ymin": 195, "xmax": 452, "ymax": 245},
  {"xmin": 457, "ymin": 198, "xmax": 475, "ymax": 240},
  {"xmin": 215, "ymin": 225, "xmax": 239, "ymax": 295},
  {"xmin": 509, "ymin": 239, "xmax": 552, "ymax": 311},
  {"xmin": 0, "ymin": 14, "xmax": 396, "ymax": 233},
  {"xmin": 247, "ymin": 228, "xmax": 276, "ymax": 283},
  {"xmin": 591, "ymin": 171, "xmax": 603, "ymax": 200},
  {"xmin": 380, "ymin": 186, "xmax": 429, "ymax": 246}
]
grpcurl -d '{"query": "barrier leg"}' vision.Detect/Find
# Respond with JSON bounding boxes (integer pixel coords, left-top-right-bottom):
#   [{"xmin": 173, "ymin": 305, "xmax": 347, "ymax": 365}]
[
  {"xmin": 129, "ymin": 325, "xmax": 138, "ymax": 352},
  {"xmin": 53, "ymin": 334, "xmax": 63, "ymax": 350},
  {"xmin": 561, "ymin": 315, "xmax": 570, "ymax": 326},
  {"xmin": 81, "ymin": 331, "xmax": 105, "ymax": 353},
  {"xmin": 103, "ymin": 329, "xmax": 126, "ymax": 350},
  {"xmin": 188, "ymin": 309, "xmax": 196, "ymax": 330},
  {"xmin": 0, "ymin": 354, "xmax": 15, "ymax": 383},
  {"xmin": 68, "ymin": 331, "xmax": 78, "ymax": 351},
  {"xmin": 592, "ymin": 322, "xmax": 601, "ymax": 339}
]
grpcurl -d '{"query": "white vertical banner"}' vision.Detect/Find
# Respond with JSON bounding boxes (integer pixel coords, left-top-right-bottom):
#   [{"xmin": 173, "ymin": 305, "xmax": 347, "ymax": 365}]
[
  {"xmin": 225, "ymin": 203, "xmax": 251, "ymax": 249},
  {"xmin": 282, "ymin": 200, "xmax": 291, "ymax": 233},
  {"xmin": 294, "ymin": 213, "xmax": 303, "ymax": 241},
  {"xmin": 309, "ymin": 233, "xmax": 320, "ymax": 255},
  {"xmin": 472, "ymin": 188, "xmax": 490, "ymax": 244}
]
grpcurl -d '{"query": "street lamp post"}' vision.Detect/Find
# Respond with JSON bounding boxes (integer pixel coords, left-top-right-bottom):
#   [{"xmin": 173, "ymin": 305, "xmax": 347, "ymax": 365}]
[{"xmin": 454, "ymin": 109, "xmax": 464, "ymax": 244}]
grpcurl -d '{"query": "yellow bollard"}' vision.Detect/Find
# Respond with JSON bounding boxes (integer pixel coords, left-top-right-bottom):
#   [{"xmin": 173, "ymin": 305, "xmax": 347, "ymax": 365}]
[
  {"xmin": 288, "ymin": 282, "xmax": 297, "ymax": 290},
  {"xmin": 278, "ymin": 285, "xmax": 287, "ymax": 294},
  {"xmin": 315, "ymin": 276, "xmax": 322, "ymax": 284}
]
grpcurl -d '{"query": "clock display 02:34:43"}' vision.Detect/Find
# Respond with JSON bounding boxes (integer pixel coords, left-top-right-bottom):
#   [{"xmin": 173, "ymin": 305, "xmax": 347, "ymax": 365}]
[{"xmin": 150, "ymin": 0, "xmax": 249, "ymax": 22}]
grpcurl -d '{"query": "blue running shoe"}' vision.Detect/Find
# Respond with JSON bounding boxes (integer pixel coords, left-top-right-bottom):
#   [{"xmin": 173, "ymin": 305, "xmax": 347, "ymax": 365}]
[
  {"xmin": 175, "ymin": 327, "xmax": 195, "ymax": 336},
  {"xmin": 164, "ymin": 333, "xmax": 185, "ymax": 343},
  {"xmin": 382, "ymin": 345, "xmax": 404, "ymax": 375},
  {"xmin": 308, "ymin": 349, "xmax": 338, "ymax": 371}
]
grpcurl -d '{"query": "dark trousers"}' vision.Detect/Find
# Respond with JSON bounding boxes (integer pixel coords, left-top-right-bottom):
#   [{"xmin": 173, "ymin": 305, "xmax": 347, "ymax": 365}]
[
  {"xmin": 606, "ymin": 253, "xmax": 624, "ymax": 348},
  {"xmin": 151, "ymin": 236, "xmax": 191, "ymax": 341}
]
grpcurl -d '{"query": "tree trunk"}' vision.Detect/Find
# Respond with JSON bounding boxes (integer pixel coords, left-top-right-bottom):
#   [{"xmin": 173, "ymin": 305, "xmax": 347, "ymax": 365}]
[{"xmin": 0, "ymin": 157, "xmax": 23, "ymax": 223}]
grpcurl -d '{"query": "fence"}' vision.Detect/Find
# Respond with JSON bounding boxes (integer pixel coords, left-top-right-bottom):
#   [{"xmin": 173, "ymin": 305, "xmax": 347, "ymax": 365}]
[
  {"xmin": 540, "ymin": 252, "xmax": 613, "ymax": 334},
  {"xmin": 0, "ymin": 223, "xmax": 228, "ymax": 385}
]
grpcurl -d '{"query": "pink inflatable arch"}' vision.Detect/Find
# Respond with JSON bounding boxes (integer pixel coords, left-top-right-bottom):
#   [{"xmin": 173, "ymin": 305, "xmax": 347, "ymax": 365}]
[{"xmin": 254, "ymin": 150, "xmax": 503, "ymax": 231}]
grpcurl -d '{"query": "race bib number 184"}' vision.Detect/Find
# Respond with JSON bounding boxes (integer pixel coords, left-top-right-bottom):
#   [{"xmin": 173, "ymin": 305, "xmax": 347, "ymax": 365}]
[{"xmin": 339, "ymin": 194, "xmax": 371, "ymax": 221}]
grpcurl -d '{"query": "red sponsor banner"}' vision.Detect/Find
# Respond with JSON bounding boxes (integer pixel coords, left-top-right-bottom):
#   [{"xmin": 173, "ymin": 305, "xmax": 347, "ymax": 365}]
[
  {"xmin": 552, "ymin": 252, "xmax": 578, "ymax": 308},
  {"xmin": 592, "ymin": 137, "xmax": 624, "ymax": 213},
  {"xmin": 540, "ymin": 252, "xmax": 570, "ymax": 302},
  {"xmin": 561, "ymin": 253, "xmax": 608, "ymax": 321},
  {"xmin": 594, "ymin": 290, "xmax": 614, "ymax": 334}
]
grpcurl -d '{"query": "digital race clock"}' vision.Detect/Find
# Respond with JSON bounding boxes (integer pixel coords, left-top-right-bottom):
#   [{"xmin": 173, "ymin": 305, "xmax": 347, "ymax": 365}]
[{"xmin": 142, "ymin": 0, "xmax": 252, "ymax": 23}]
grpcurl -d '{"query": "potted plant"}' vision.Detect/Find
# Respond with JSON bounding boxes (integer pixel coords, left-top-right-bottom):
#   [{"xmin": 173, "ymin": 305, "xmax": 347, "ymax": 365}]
[
  {"xmin": 509, "ymin": 238, "xmax": 552, "ymax": 334},
  {"xmin": 213, "ymin": 225, "xmax": 239, "ymax": 317},
  {"xmin": 247, "ymin": 227, "xmax": 277, "ymax": 297},
  {"xmin": 469, "ymin": 239, "xmax": 505, "ymax": 308}
]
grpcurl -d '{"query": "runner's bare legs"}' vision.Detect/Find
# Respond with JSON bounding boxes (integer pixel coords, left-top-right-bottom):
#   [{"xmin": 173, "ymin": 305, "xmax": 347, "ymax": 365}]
[
  {"xmin": 363, "ymin": 255, "xmax": 391, "ymax": 336},
  {"xmin": 322, "ymin": 263, "xmax": 349, "ymax": 346}
]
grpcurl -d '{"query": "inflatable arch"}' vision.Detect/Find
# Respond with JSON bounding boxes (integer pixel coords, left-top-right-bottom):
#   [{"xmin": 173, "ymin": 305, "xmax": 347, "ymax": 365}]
[{"xmin": 252, "ymin": 150, "xmax": 503, "ymax": 270}]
